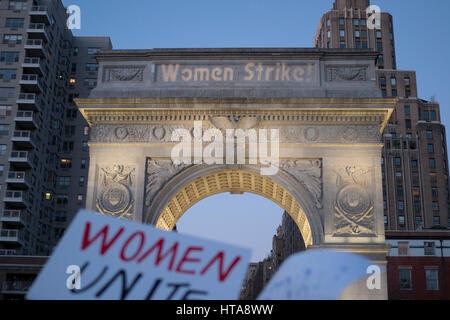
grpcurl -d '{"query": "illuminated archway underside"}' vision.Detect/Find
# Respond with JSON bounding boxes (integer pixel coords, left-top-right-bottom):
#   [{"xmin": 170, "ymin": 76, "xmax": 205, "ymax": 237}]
[{"xmin": 156, "ymin": 169, "xmax": 313, "ymax": 247}]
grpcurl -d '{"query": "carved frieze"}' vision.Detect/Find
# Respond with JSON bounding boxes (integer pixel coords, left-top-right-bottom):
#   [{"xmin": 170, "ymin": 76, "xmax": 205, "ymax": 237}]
[
  {"xmin": 280, "ymin": 160, "xmax": 323, "ymax": 209},
  {"xmin": 96, "ymin": 165, "xmax": 136, "ymax": 219},
  {"xmin": 103, "ymin": 65, "xmax": 145, "ymax": 82},
  {"xmin": 90, "ymin": 124, "xmax": 381, "ymax": 144},
  {"xmin": 145, "ymin": 158, "xmax": 191, "ymax": 207},
  {"xmin": 327, "ymin": 66, "xmax": 367, "ymax": 82},
  {"xmin": 333, "ymin": 166, "xmax": 376, "ymax": 237}
]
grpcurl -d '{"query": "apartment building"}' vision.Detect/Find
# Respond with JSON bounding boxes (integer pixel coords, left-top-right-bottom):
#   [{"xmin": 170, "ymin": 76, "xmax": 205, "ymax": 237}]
[
  {"xmin": 314, "ymin": 0, "xmax": 450, "ymax": 232},
  {"xmin": 0, "ymin": 0, "xmax": 111, "ymax": 257}
]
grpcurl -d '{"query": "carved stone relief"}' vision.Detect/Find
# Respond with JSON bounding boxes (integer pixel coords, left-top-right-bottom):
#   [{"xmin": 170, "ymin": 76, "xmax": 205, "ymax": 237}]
[
  {"xmin": 333, "ymin": 166, "xmax": 376, "ymax": 237},
  {"xmin": 145, "ymin": 158, "xmax": 191, "ymax": 208},
  {"xmin": 96, "ymin": 165, "xmax": 136, "ymax": 219},
  {"xmin": 327, "ymin": 66, "xmax": 367, "ymax": 82},
  {"xmin": 90, "ymin": 124, "xmax": 381, "ymax": 144},
  {"xmin": 280, "ymin": 160, "xmax": 323, "ymax": 209},
  {"xmin": 103, "ymin": 65, "xmax": 145, "ymax": 82}
]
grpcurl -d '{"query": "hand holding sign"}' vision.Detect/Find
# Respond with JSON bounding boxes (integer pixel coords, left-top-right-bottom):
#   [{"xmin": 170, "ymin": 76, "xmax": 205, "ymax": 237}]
[
  {"xmin": 27, "ymin": 210, "xmax": 251, "ymax": 300},
  {"xmin": 258, "ymin": 250, "xmax": 373, "ymax": 300}
]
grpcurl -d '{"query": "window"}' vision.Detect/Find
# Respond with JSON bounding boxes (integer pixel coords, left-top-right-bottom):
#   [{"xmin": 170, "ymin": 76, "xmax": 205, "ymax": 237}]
[
  {"xmin": 0, "ymin": 52, "xmax": 19, "ymax": 63},
  {"xmin": 411, "ymin": 160, "xmax": 418, "ymax": 168},
  {"xmin": 56, "ymin": 194, "xmax": 69, "ymax": 205},
  {"xmin": 399, "ymin": 269, "xmax": 412, "ymax": 290},
  {"xmin": 425, "ymin": 269, "xmax": 439, "ymax": 291},
  {"xmin": 82, "ymin": 141, "xmax": 88, "ymax": 152},
  {"xmin": 378, "ymin": 54, "xmax": 384, "ymax": 63},
  {"xmin": 424, "ymin": 242, "xmax": 436, "ymax": 256},
  {"xmin": 360, "ymin": 19, "xmax": 366, "ymax": 26},
  {"xmin": 73, "ymin": 47, "xmax": 79, "ymax": 56},
  {"xmin": 339, "ymin": 41, "xmax": 346, "ymax": 48},
  {"xmin": 415, "ymin": 215, "xmax": 422, "ymax": 227},
  {"xmin": 0, "ymin": 69, "xmax": 16, "ymax": 80},
  {"xmin": 354, "ymin": 30, "xmax": 360, "ymax": 38},
  {"xmin": 81, "ymin": 159, "xmax": 87, "ymax": 169},
  {"xmin": 3, "ymin": 34, "xmax": 22, "ymax": 44},
  {"xmin": 405, "ymin": 119, "xmax": 411, "ymax": 130},
  {"xmin": 395, "ymin": 157, "xmax": 401, "ymax": 167},
  {"xmin": 0, "ymin": 124, "xmax": 9, "ymax": 135},
  {"xmin": 432, "ymin": 202, "xmax": 439, "ymax": 212},
  {"xmin": 376, "ymin": 30, "xmax": 382, "ymax": 39},
  {"xmin": 429, "ymin": 159, "xmax": 436, "ymax": 169},
  {"xmin": 398, "ymin": 242, "xmax": 409, "ymax": 256},
  {"xmin": 0, "ymin": 165, "xmax": 3, "ymax": 176},
  {"xmin": 430, "ymin": 111, "xmax": 437, "ymax": 121},
  {"xmin": 85, "ymin": 63, "xmax": 99, "ymax": 72},
  {"xmin": 384, "ymin": 215, "xmax": 388, "ymax": 224},
  {"xmin": 88, "ymin": 48, "xmax": 101, "ymax": 55},
  {"xmin": 69, "ymin": 77, "xmax": 76, "ymax": 85},
  {"xmin": 0, "ymin": 87, "xmax": 15, "ymax": 98},
  {"xmin": 362, "ymin": 41, "xmax": 367, "ymax": 48},
  {"xmin": 326, "ymin": 18, "xmax": 330, "ymax": 27},
  {"xmin": 391, "ymin": 77, "xmax": 397, "ymax": 86},
  {"xmin": 57, "ymin": 176, "xmax": 71, "ymax": 188},
  {"xmin": 60, "ymin": 159, "xmax": 72, "ymax": 169},
  {"xmin": 428, "ymin": 144, "xmax": 435, "ymax": 154},
  {"xmin": 404, "ymin": 105, "xmax": 411, "ymax": 116},
  {"xmin": 5, "ymin": 18, "xmax": 24, "ymax": 28},
  {"xmin": 0, "ymin": 105, "xmax": 12, "ymax": 116},
  {"xmin": 339, "ymin": 18, "xmax": 344, "ymax": 26},
  {"xmin": 398, "ymin": 201, "xmax": 405, "ymax": 212},
  {"xmin": 9, "ymin": 1, "xmax": 27, "ymax": 10},
  {"xmin": 383, "ymin": 200, "xmax": 387, "ymax": 211},
  {"xmin": 434, "ymin": 216, "xmax": 440, "ymax": 226},
  {"xmin": 63, "ymin": 141, "xmax": 74, "ymax": 152},
  {"xmin": 396, "ymin": 186, "xmax": 403, "ymax": 197},
  {"xmin": 79, "ymin": 176, "xmax": 85, "ymax": 187},
  {"xmin": 424, "ymin": 110, "xmax": 429, "ymax": 121},
  {"xmin": 339, "ymin": 30, "xmax": 345, "ymax": 37},
  {"xmin": 355, "ymin": 42, "xmax": 361, "ymax": 48},
  {"xmin": 398, "ymin": 214, "xmax": 405, "ymax": 225},
  {"xmin": 382, "ymin": 89, "xmax": 387, "ymax": 97},
  {"xmin": 377, "ymin": 42, "xmax": 383, "ymax": 50},
  {"xmin": 55, "ymin": 211, "xmax": 67, "ymax": 223},
  {"xmin": 353, "ymin": 18, "xmax": 359, "ymax": 26},
  {"xmin": 77, "ymin": 194, "xmax": 84, "ymax": 204},
  {"xmin": 0, "ymin": 144, "xmax": 6, "ymax": 156},
  {"xmin": 392, "ymin": 89, "xmax": 398, "ymax": 97},
  {"xmin": 380, "ymin": 77, "xmax": 386, "ymax": 86}
]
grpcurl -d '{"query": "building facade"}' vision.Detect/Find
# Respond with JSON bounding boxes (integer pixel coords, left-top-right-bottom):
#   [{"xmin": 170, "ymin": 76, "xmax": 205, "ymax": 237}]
[
  {"xmin": 0, "ymin": 0, "xmax": 112, "ymax": 257},
  {"xmin": 314, "ymin": 0, "xmax": 450, "ymax": 232}
]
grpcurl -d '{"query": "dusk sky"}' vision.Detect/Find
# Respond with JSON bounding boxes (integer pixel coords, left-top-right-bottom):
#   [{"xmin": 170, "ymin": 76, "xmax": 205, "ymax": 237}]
[{"xmin": 63, "ymin": 0, "xmax": 450, "ymax": 262}]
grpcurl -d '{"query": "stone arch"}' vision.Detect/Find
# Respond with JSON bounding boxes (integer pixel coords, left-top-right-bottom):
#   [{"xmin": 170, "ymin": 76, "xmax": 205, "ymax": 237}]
[{"xmin": 146, "ymin": 165, "xmax": 324, "ymax": 247}]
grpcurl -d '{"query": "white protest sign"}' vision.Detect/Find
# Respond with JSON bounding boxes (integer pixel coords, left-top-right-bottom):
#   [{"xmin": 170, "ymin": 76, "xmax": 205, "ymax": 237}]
[
  {"xmin": 27, "ymin": 210, "xmax": 251, "ymax": 300},
  {"xmin": 258, "ymin": 250, "xmax": 373, "ymax": 300}
]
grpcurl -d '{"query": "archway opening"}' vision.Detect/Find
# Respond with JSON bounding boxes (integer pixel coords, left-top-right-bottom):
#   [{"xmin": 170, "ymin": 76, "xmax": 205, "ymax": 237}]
[
  {"xmin": 176, "ymin": 192, "xmax": 286, "ymax": 262},
  {"xmin": 154, "ymin": 169, "xmax": 314, "ymax": 248}
]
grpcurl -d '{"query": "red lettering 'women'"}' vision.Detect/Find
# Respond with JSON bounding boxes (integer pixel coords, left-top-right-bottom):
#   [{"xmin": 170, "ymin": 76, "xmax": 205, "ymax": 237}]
[{"xmin": 81, "ymin": 222, "xmax": 124, "ymax": 255}]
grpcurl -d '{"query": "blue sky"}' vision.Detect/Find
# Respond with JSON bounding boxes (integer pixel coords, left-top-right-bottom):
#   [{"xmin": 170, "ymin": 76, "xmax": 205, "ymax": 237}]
[{"xmin": 64, "ymin": 0, "xmax": 450, "ymax": 261}]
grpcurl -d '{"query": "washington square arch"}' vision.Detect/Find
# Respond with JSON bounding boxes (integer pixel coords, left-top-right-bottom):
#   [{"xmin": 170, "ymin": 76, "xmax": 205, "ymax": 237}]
[{"xmin": 75, "ymin": 48, "xmax": 397, "ymax": 299}]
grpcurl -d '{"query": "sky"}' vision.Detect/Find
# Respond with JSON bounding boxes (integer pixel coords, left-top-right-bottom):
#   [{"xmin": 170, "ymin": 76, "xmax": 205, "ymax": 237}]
[{"xmin": 62, "ymin": 0, "xmax": 450, "ymax": 262}]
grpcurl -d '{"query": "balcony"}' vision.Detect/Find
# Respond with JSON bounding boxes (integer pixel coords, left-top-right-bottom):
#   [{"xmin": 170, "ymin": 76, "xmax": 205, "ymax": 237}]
[
  {"xmin": 11, "ymin": 131, "xmax": 36, "ymax": 149},
  {"xmin": 14, "ymin": 111, "xmax": 38, "ymax": 129},
  {"xmin": 6, "ymin": 172, "xmax": 31, "ymax": 189},
  {"xmin": 20, "ymin": 74, "xmax": 43, "ymax": 93},
  {"xmin": 0, "ymin": 210, "xmax": 25, "ymax": 226},
  {"xmin": 9, "ymin": 151, "xmax": 32, "ymax": 169},
  {"xmin": 3, "ymin": 191, "xmax": 28, "ymax": 208},
  {"xmin": 30, "ymin": 6, "xmax": 51, "ymax": 24},
  {"xmin": 0, "ymin": 249, "xmax": 16, "ymax": 256},
  {"xmin": 24, "ymin": 39, "xmax": 46, "ymax": 58},
  {"xmin": 1, "ymin": 280, "xmax": 32, "ymax": 295},
  {"xmin": 16, "ymin": 93, "xmax": 42, "ymax": 112},
  {"xmin": 27, "ymin": 23, "xmax": 49, "ymax": 42},
  {"xmin": 0, "ymin": 229, "xmax": 24, "ymax": 245},
  {"xmin": 22, "ymin": 57, "xmax": 43, "ymax": 76}
]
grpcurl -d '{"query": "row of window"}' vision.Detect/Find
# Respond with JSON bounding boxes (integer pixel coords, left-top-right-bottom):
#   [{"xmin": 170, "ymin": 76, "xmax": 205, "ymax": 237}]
[
  {"xmin": 399, "ymin": 268, "xmax": 439, "ymax": 291},
  {"xmin": 385, "ymin": 215, "xmax": 442, "ymax": 227}
]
